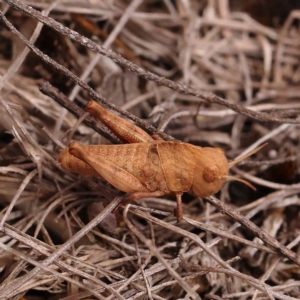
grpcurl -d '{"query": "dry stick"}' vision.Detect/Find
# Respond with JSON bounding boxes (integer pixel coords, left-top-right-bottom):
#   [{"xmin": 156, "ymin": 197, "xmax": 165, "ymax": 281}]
[
  {"xmin": 0, "ymin": 232, "xmax": 123, "ymax": 300},
  {"xmin": 235, "ymin": 123, "xmax": 291, "ymax": 160},
  {"xmin": 0, "ymin": 241, "xmax": 109, "ymax": 300},
  {"xmin": 0, "ymin": 196, "xmax": 124, "ymax": 298},
  {"xmin": 2, "ymin": 223, "xmax": 135, "ymax": 300},
  {"xmin": 54, "ymin": 0, "xmax": 144, "ymax": 135},
  {"xmin": 199, "ymin": 188, "xmax": 297, "ymax": 224},
  {"xmin": 0, "ymin": 11, "xmax": 172, "ymax": 142},
  {"xmin": 123, "ymin": 205, "xmax": 201, "ymax": 300},
  {"xmin": 0, "ymin": 0, "xmax": 60, "ymax": 90},
  {"xmin": 106, "ymin": 253, "xmax": 154, "ymax": 300},
  {"xmin": 239, "ymin": 155, "xmax": 298, "ymax": 167},
  {"xmin": 0, "ymin": 169, "xmax": 38, "ymax": 228},
  {"xmin": 132, "ymin": 192, "xmax": 299, "ymax": 298},
  {"xmin": 205, "ymin": 195, "xmax": 300, "ymax": 266},
  {"xmin": 1, "ymin": 1, "xmax": 299, "ymax": 292},
  {"xmin": 130, "ymin": 208, "xmax": 289, "ymax": 300},
  {"xmin": 3, "ymin": 9, "xmax": 298, "ymax": 268},
  {"xmin": 232, "ymin": 167, "xmax": 300, "ymax": 190},
  {"xmin": 185, "ymin": 217, "xmax": 277, "ymax": 255},
  {"xmin": 274, "ymin": 11, "xmax": 300, "ymax": 83},
  {"xmin": 130, "ymin": 234, "xmax": 153, "ymax": 300},
  {"xmin": 2, "ymin": 0, "xmax": 300, "ymax": 125},
  {"xmin": 254, "ymin": 231, "xmax": 300, "ymax": 299},
  {"xmin": 39, "ymin": 81, "xmax": 120, "ymax": 144}
]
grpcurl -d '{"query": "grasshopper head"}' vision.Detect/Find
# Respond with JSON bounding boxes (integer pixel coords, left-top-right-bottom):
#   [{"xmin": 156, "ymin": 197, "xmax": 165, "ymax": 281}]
[
  {"xmin": 190, "ymin": 144, "xmax": 266, "ymax": 197},
  {"xmin": 191, "ymin": 147, "xmax": 229, "ymax": 197}
]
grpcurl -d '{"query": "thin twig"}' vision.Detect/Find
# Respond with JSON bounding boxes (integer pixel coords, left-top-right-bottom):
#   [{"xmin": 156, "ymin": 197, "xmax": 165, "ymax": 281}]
[
  {"xmin": 205, "ymin": 195, "xmax": 300, "ymax": 266},
  {"xmin": 2, "ymin": 0, "xmax": 300, "ymax": 124},
  {"xmin": 0, "ymin": 196, "xmax": 124, "ymax": 298},
  {"xmin": 39, "ymin": 81, "xmax": 120, "ymax": 144}
]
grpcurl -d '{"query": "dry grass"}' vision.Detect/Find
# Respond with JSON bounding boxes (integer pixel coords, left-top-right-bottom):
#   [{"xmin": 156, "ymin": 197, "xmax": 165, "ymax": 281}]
[{"xmin": 0, "ymin": 1, "xmax": 300, "ymax": 299}]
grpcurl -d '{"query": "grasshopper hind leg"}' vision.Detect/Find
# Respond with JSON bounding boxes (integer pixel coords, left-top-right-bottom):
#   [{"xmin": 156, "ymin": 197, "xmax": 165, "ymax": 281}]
[
  {"xmin": 121, "ymin": 190, "xmax": 166, "ymax": 206},
  {"xmin": 116, "ymin": 191, "xmax": 184, "ymax": 223},
  {"xmin": 86, "ymin": 101, "xmax": 154, "ymax": 144},
  {"xmin": 113, "ymin": 190, "xmax": 166, "ymax": 217}
]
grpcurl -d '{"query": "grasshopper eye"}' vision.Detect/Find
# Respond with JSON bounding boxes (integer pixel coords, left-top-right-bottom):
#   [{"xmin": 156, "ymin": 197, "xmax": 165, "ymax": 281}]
[{"xmin": 202, "ymin": 165, "xmax": 219, "ymax": 183}]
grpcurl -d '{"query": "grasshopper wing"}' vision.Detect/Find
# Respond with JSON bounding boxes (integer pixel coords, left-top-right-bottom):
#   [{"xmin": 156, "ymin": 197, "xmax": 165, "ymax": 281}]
[{"xmin": 157, "ymin": 142, "xmax": 199, "ymax": 192}]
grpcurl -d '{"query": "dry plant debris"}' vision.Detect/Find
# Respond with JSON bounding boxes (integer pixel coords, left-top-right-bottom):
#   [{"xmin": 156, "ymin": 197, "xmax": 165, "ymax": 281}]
[{"xmin": 0, "ymin": 1, "xmax": 299, "ymax": 299}]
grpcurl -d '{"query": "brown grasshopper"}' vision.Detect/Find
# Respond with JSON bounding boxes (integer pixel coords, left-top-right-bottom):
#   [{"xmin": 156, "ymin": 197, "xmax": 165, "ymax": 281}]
[{"xmin": 59, "ymin": 101, "xmax": 264, "ymax": 221}]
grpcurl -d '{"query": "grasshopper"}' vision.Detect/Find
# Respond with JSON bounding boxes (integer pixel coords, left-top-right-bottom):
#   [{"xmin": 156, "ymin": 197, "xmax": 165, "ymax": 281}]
[{"xmin": 59, "ymin": 101, "xmax": 264, "ymax": 221}]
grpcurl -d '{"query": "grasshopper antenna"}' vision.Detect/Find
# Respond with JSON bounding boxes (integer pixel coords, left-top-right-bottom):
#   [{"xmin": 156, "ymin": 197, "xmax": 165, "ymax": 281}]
[
  {"xmin": 229, "ymin": 143, "xmax": 268, "ymax": 167},
  {"xmin": 223, "ymin": 175, "xmax": 256, "ymax": 190},
  {"xmin": 224, "ymin": 143, "xmax": 268, "ymax": 190}
]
